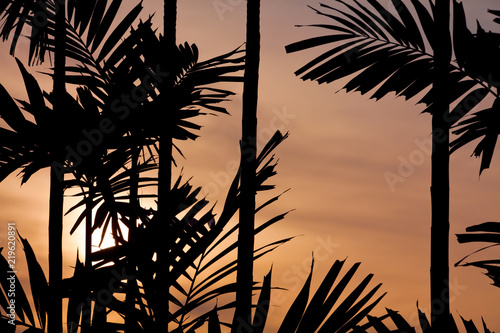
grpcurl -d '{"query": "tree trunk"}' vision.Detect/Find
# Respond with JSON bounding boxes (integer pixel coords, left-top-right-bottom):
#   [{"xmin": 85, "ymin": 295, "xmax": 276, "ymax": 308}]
[
  {"xmin": 430, "ymin": 0, "xmax": 452, "ymax": 331},
  {"xmin": 233, "ymin": 0, "xmax": 260, "ymax": 330},
  {"xmin": 48, "ymin": 169, "xmax": 64, "ymax": 333},
  {"xmin": 81, "ymin": 183, "xmax": 93, "ymax": 333},
  {"xmin": 48, "ymin": 1, "xmax": 66, "ymax": 332},
  {"xmin": 156, "ymin": 1, "xmax": 176, "ymax": 331}
]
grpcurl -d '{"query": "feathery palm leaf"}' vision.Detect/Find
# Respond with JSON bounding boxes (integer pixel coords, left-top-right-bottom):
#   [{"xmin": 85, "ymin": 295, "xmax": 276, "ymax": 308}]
[
  {"xmin": 285, "ymin": 0, "xmax": 498, "ymax": 123},
  {"xmin": 286, "ymin": 0, "xmax": 500, "ymax": 174}
]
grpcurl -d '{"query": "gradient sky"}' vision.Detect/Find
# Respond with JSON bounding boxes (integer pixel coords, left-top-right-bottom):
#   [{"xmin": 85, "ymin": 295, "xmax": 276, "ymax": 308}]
[{"xmin": 1, "ymin": 0, "xmax": 500, "ymax": 332}]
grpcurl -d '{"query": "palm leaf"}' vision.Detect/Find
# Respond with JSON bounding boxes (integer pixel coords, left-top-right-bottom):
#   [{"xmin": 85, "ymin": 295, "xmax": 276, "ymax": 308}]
[
  {"xmin": 456, "ymin": 222, "xmax": 500, "ymax": 287},
  {"xmin": 66, "ymin": 255, "xmax": 86, "ymax": 333},
  {"xmin": 276, "ymin": 258, "xmax": 385, "ymax": 333},
  {"xmin": 285, "ymin": 0, "xmax": 498, "ymax": 119},
  {"xmin": 18, "ymin": 234, "xmax": 48, "ymax": 330},
  {"xmin": 251, "ymin": 267, "xmax": 272, "ymax": 333},
  {"xmin": 0, "ymin": 249, "xmax": 35, "ymax": 326},
  {"xmin": 277, "ymin": 259, "xmax": 314, "ymax": 333},
  {"xmin": 288, "ymin": 0, "xmax": 500, "ymax": 173},
  {"xmin": 208, "ymin": 306, "xmax": 222, "ymax": 333}
]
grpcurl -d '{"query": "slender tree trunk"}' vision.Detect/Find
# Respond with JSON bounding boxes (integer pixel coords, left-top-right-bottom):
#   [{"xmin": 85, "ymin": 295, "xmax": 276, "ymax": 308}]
[
  {"xmin": 84, "ymin": 185, "xmax": 93, "ymax": 272},
  {"xmin": 430, "ymin": 0, "xmax": 451, "ymax": 331},
  {"xmin": 82, "ymin": 183, "xmax": 93, "ymax": 333},
  {"xmin": 233, "ymin": 0, "xmax": 260, "ymax": 330},
  {"xmin": 156, "ymin": 1, "xmax": 176, "ymax": 331},
  {"xmin": 48, "ymin": 1, "xmax": 66, "ymax": 332},
  {"xmin": 48, "ymin": 169, "xmax": 64, "ymax": 333}
]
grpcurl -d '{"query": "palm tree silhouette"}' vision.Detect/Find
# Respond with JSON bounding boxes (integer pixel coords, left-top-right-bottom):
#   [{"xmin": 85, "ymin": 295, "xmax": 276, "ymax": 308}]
[{"xmin": 285, "ymin": 0, "xmax": 500, "ymax": 330}]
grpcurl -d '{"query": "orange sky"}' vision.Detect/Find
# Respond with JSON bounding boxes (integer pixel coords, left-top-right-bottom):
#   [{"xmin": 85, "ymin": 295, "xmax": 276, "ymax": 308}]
[{"xmin": 1, "ymin": 0, "xmax": 500, "ymax": 332}]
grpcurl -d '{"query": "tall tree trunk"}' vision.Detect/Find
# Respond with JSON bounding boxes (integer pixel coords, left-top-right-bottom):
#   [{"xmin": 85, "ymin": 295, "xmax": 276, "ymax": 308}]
[
  {"xmin": 48, "ymin": 169, "xmax": 63, "ymax": 333},
  {"xmin": 233, "ymin": 0, "xmax": 260, "ymax": 330},
  {"xmin": 48, "ymin": 1, "xmax": 66, "ymax": 332},
  {"xmin": 156, "ymin": 1, "xmax": 176, "ymax": 331},
  {"xmin": 82, "ymin": 183, "xmax": 93, "ymax": 333},
  {"xmin": 430, "ymin": 0, "xmax": 452, "ymax": 331}
]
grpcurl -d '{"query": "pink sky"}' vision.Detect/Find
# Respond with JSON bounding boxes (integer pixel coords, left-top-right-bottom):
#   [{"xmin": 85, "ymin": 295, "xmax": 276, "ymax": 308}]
[{"xmin": 1, "ymin": 0, "xmax": 500, "ymax": 331}]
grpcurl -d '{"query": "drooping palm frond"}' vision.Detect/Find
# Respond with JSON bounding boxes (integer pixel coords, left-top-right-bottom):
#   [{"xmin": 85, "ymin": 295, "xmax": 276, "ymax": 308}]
[
  {"xmin": 450, "ymin": 6, "xmax": 500, "ymax": 174},
  {"xmin": 285, "ymin": 0, "xmax": 498, "ymax": 122},
  {"xmin": 456, "ymin": 222, "xmax": 500, "ymax": 288},
  {"xmin": 451, "ymin": 98, "xmax": 500, "ymax": 174}
]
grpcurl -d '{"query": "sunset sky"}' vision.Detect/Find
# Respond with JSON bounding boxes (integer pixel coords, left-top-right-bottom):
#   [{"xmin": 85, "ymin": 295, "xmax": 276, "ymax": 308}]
[{"xmin": 1, "ymin": 0, "xmax": 500, "ymax": 331}]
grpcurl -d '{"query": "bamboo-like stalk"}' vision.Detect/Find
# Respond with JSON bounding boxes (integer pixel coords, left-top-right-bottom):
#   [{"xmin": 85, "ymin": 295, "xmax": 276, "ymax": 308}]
[
  {"xmin": 233, "ymin": 0, "xmax": 260, "ymax": 330},
  {"xmin": 48, "ymin": 1, "xmax": 66, "ymax": 332},
  {"xmin": 156, "ymin": 0, "xmax": 177, "ymax": 331},
  {"xmin": 81, "ymin": 182, "xmax": 93, "ymax": 333},
  {"xmin": 430, "ymin": 0, "xmax": 452, "ymax": 331}
]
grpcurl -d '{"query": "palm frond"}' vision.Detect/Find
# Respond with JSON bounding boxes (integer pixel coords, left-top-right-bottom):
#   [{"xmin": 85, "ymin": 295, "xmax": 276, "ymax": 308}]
[
  {"xmin": 456, "ymin": 222, "xmax": 500, "ymax": 288},
  {"xmin": 0, "ymin": 235, "xmax": 53, "ymax": 331},
  {"xmin": 285, "ymin": 0, "xmax": 498, "ymax": 121},
  {"xmin": 101, "ymin": 19, "xmax": 244, "ymax": 141},
  {"xmin": 287, "ymin": 0, "xmax": 500, "ymax": 174},
  {"xmin": 276, "ymin": 258, "xmax": 385, "ymax": 333},
  {"xmin": 1, "ymin": 0, "xmax": 143, "ymax": 69},
  {"xmin": 451, "ymin": 98, "xmax": 500, "ymax": 174},
  {"xmin": 285, "ymin": 1, "xmax": 434, "ymax": 103}
]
